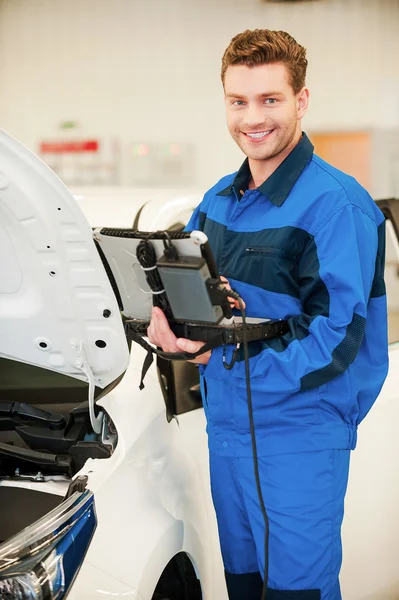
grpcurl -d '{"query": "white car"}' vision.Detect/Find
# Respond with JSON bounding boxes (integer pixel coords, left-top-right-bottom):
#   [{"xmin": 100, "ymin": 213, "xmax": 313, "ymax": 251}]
[{"xmin": 0, "ymin": 129, "xmax": 399, "ymax": 600}]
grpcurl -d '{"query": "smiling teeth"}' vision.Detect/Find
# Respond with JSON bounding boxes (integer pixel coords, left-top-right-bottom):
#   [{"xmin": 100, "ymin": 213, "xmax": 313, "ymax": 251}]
[{"xmin": 247, "ymin": 131, "xmax": 272, "ymax": 139}]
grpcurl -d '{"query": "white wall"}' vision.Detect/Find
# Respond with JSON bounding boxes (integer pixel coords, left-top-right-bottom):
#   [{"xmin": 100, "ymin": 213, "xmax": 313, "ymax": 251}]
[{"xmin": 0, "ymin": 0, "xmax": 399, "ymax": 189}]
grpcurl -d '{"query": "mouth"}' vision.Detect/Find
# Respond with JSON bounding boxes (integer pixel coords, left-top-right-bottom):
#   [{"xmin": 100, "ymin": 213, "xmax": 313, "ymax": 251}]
[{"xmin": 242, "ymin": 129, "xmax": 274, "ymax": 141}]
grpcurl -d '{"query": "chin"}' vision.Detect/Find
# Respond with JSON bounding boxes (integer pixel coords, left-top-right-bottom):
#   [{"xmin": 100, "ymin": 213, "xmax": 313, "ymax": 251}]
[{"xmin": 247, "ymin": 148, "xmax": 277, "ymax": 161}]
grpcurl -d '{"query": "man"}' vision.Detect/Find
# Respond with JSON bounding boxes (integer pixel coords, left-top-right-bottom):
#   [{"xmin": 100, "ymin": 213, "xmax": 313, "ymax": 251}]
[{"xmin": 148, "ymin": 29, "xmax": 388, "ymax": 600}]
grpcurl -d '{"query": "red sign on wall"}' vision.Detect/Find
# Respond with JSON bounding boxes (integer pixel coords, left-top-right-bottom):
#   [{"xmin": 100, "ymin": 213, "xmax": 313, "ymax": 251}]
[{"xmin": 39, "ymin": 140, "xmax": 99, "ymax": 154}]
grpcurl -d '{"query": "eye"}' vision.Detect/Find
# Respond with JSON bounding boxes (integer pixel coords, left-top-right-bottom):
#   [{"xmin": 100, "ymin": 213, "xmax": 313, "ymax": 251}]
[
  {"xmin": 264, "ymin": 98, "xmax": 277, "ymax": 105},
  {"xmin": 232, "ymin": 100, "xmax": 245, "ymax": 106}
]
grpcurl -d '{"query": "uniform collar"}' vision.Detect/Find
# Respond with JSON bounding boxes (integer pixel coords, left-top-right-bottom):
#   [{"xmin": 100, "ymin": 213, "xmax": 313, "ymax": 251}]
[{"xmin": 216, "ymin": 132, "xmax": 314, "ymax": 207}]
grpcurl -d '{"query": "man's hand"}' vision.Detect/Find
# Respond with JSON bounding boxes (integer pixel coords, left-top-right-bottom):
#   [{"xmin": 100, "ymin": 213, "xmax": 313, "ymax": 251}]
[
  {"xmin": 147, "ymin": 306, "xmax": 180, "ymax": 353},
  {"xmin": 220, "ymin": 276, "xmax": 246, "ymax": 309},
  {"xmin": 175, "ymin": 337, "xmax": 211, "ymax": 365},
  {"xmin": 146, "ymin": 277, "xmax": 244, "ymax": 366},
  {"xmin": 147, "ymin": 307, "xmax": 211, "ymax": 365}
]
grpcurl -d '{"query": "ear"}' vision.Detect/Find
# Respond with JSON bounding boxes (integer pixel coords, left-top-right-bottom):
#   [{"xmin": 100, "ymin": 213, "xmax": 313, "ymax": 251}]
[{"xmin": 297, "ymin": 87, "xmax": 310, "ymax": 119}]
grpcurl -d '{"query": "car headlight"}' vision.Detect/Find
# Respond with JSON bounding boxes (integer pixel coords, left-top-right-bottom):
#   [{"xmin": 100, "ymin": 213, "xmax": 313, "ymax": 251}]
[
  {"xmin": 0, "ymin": 489, "xmax": 96, "ymax": 599},
  {"xmin": 0, "ymin": 573, "xmax": 41, "ymax": 599}
]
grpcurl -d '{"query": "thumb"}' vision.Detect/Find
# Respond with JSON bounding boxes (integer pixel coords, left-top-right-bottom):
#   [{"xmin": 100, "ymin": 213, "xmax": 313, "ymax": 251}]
[{"xmin": 176, "ymin": 338, "xmax": 205, "ymax": 353}]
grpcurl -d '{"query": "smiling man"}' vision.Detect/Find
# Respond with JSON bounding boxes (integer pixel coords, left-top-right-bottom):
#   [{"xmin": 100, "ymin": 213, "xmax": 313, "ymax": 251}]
[
  {"xmin": 224, "ymin": 61, "xmax": 308, "ymax": 184},
  {"xmin": 148, "ymin": 30, "xmax": 388, "ymax": 600}
]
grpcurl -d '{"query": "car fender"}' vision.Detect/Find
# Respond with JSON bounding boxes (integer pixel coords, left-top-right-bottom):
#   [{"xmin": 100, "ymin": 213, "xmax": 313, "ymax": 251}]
[{"xmin": 83, "ymin": 471, "xmax": 186, "ymax": 592}]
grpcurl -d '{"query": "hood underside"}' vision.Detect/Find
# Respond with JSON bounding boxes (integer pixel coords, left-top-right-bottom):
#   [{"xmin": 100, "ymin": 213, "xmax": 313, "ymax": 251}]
[{"xmin": 0, "ymin": 129, "xmax": 130, "ymax": 391}]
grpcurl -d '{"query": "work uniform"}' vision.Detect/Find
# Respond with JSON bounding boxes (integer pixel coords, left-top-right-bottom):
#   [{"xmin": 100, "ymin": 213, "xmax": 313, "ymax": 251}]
[{"xmin": 186, "ymin": 133, "xmax": 388, "ymax": 599}]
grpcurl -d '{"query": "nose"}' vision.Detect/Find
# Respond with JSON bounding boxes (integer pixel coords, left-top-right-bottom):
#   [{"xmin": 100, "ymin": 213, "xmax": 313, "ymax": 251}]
[{"xmin": 242, "ymin": 102, "xmax": 265, "ymax": 130}]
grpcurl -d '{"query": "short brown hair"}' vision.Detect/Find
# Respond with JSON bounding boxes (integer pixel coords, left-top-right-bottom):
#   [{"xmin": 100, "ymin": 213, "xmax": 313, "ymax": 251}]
[{"xmin": 221, "ymin": 29, "xmax": 308, "ymax": 94}]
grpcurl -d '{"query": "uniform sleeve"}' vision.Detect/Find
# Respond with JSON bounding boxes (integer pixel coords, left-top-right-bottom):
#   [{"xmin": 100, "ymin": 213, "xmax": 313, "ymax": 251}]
[
  {"xmin": 184, "ymin": 202, "xmax": 205, "ymax": 232},
  {"xmin": 230, "ymin": 204, "xmax": 384, "ymax": 393}
]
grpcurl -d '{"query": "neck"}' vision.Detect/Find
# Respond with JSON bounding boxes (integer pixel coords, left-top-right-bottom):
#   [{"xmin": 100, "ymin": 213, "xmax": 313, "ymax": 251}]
[{"xmin": 248, "ymin": 129, "xmax": 302, "ymax": 189}]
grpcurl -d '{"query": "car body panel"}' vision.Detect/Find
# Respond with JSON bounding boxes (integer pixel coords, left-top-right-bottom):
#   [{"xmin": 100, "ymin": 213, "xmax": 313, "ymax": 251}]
[
  {"xmin": 67, "ymin": 352, "xmax": 227, "ymax": 598},
  {"xmin": 67, "ymin": 559, "xmax": 144, "ymax": 599},
  {"xmin": 0, "ymin": 129, "xmax": 129, "ymax": 388},
  {"xmin": 72, "ymin": 186, "xmax": 202, "ymax": 231}
]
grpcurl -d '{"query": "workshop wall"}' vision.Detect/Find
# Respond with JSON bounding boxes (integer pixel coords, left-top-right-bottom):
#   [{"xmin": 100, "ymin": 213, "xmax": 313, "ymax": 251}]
[{"xmin": 0, "ymin": 0, "xmax": 398, "ymax": 188}]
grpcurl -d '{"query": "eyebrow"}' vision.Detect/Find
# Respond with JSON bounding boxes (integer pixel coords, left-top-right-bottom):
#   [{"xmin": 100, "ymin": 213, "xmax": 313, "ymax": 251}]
[{"xmin": 225, "ymin": 92, "xmax": 284, "ymax": 99}]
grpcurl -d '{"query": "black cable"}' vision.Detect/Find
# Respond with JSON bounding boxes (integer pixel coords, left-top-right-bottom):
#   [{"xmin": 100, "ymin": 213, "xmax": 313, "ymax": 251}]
[
  {"xmin": 222, "ymin": 346, "xmax": 239, "ymax": 369},
  {"xmin": 136, "ymin": 237, "xmax": 173, "ymax": 320},
  {"xmin": 240, "ymin": 297, "xmax": 269, "ymax": 600},
  {"xmin": 135, "ymin": 244, "xmax": 270, "ymax": 596},
  {"xmin": 218, "ymin": 286, "xmax": 269, "ymax": 600}
]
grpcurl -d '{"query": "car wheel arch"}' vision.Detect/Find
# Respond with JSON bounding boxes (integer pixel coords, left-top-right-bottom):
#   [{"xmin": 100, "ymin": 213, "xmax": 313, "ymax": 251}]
[{"xmin": 151, "ymin": 551, "xmax": 203, "ymax": 600}]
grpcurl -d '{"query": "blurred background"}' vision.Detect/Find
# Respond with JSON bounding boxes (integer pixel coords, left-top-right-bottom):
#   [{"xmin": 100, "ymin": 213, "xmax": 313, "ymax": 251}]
[{"xmin": 1, "ymin": 0, "xmax": 399, "ymax": 197}]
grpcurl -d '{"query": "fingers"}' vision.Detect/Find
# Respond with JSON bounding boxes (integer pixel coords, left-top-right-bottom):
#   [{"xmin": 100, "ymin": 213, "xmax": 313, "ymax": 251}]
[
  {"xmin": 146, "ymin": 280, "xmax": 246, "ymax": 359},
  {"xmin": 147, "ymin": 307, "xmax": 179, "ymax": 353},
  {"xmin": 176, "ymin": 338, "xmax": 205, "ymax": 353},
  {"xmin": 219, "ymin": 275, "xmax": 235, "ymax": 308},
  {"xmin": 176, "ymin": 338, "xmax": 211, "ymax": 365},
  {"xmin": 220, "ymin": 275, "xmax": 232, "ymax": 293},
  {"xmin": 235, "ymin": 297, "xmax": 246, "ymax": 309},
  {"xmin": 147, "ymin": 311, "xmax": 211, "ymax": 364},
  {"xmin": 219, "ymin": 276, "xmax": 246, "ymax": 310}
]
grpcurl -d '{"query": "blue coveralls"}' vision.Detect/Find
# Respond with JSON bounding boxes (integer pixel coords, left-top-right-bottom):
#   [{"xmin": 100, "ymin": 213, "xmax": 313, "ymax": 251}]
[{"xmin": 186, "ymin": 134, "xmax": 388, "ymax": 600}]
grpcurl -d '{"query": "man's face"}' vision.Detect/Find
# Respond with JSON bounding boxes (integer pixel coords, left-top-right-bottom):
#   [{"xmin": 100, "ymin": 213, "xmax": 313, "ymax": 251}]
[{"xmin": 224, "ymin": 63, "xmax": 308, "ymax": 162}]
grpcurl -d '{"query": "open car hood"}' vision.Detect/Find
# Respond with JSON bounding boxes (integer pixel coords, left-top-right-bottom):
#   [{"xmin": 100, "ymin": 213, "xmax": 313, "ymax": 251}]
[{"xmin": 0, "ymin": 129, "xmax": 130, "ymax": 393}]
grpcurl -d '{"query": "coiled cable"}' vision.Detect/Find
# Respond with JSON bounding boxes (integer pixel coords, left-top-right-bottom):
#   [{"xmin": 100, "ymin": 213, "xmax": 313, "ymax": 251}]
[{"xmin": 136, "ymin": 237, "xmax": 173, "ymax": 320}]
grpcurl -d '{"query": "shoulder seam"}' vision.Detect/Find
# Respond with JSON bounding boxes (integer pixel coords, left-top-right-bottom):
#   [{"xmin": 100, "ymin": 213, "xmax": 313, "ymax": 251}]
[
  {"xmin": 315, "ymin": 203, "xmax": 377, "ymax": 237},
  {"xmin": 312, "ymin": 156, "xmax": 352, "ymax": 202}
]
